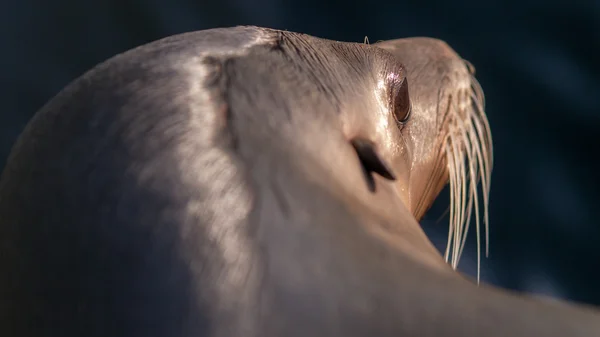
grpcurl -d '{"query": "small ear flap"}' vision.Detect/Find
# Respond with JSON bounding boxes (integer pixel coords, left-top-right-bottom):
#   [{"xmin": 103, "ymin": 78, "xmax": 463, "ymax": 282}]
[{"xmin": 351, "ymin": 138, "xmax": 397, "ymax": 192}]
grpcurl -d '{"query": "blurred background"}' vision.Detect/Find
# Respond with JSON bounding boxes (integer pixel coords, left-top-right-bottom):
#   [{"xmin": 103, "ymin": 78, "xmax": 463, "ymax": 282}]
[{"xmin": 2, "ymin": 0, "xmax": 599, "ymax": 306}]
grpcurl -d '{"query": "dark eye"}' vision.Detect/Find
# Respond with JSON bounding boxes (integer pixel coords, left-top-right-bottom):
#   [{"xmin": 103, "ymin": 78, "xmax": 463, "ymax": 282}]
[{"xmin": 390, "ymin": 77, "xmax": 411, "ymax": 126}]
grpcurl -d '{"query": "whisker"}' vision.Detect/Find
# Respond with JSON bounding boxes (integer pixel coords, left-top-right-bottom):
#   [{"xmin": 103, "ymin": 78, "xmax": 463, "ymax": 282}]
[
  {"xmin": 469, "ymin": 115, "xmax": 490, "ymax": 259},
  {"xmin": 435, "ymin": 206, "xmax": 450, "ymax": 225},
  {"xmin": 449, "ymin": 91, "xmax": 470, "ymax": 269},
  {"xmin": 457, "ymin": 122, "xmax": 476, "ymax": 262},
  {"xmin": 469, "ymin": 90, "xmax": 493, "ymax": 256},
  {"xmin": 450, "ymin": 136, "xmax": 459, "ymax": 265},
  {"xmin": 445, "ymin": 142, "xmax": 457, "ymax": 263},
  {"xmin": 450, "ymin": 134, "xmax": 464, "ymax": 268},
  {"xmin": 442, "ymin": 78, "xmax": 493, "ymax": 283}
]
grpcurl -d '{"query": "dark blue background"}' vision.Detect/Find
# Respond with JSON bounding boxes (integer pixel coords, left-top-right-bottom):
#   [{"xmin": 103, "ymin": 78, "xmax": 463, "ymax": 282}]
[{"xmin": 2, "ymin": 0, "xmax": 599, "ymax": 306}]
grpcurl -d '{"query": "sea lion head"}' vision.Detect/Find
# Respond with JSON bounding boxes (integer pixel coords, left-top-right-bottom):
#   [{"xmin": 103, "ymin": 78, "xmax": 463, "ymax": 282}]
[
  {"xmin": 371, "ymin": 37, "xmax": 493, "ymax": 269},
  {"xmin": 330, "ymin": 35, "xmax": 492, "ymax": 270}
]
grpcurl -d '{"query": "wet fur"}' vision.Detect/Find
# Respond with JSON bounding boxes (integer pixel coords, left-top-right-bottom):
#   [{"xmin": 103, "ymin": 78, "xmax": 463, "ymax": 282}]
[{"xmin": 0, "ymin": 26, "xmax": 599, "ymax": 337}]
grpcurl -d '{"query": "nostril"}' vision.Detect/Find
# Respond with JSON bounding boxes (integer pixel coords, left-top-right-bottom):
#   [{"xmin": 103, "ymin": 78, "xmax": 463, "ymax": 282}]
[{"xmin": 350, "ymin": 138, "xmax": 397, "ymax": 192}]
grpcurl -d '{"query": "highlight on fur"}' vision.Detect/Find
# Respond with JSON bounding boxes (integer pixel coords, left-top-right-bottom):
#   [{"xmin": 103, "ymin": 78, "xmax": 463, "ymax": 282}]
[{"xmin": 443, "ymin": 71, "xmax": 493, "ymax": 282}]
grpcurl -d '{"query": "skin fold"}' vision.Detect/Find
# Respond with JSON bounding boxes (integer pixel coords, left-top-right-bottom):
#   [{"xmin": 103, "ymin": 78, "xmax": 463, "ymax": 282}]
[{"xmin": 0, "ymin": 25, "xmax": 599, "ymax": 336}]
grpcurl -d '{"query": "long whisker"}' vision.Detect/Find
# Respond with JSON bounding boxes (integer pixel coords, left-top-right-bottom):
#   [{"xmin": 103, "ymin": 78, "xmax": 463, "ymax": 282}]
[
  {"xmin": 445, "ymin": 142, "xmax": 457, "ymax": 263},
  {"xmin": 470, "ymin": 81, "xmax": 493, "ymax": 256},
  {"xmin": 457, "ymin": 122, "xmax": 476, "ymax": 262},
  {"xmin": 451, "ymin": 137, "xmax": 463, "ymax": 267},
  {"xmin": 442, "ymin": 76, "xmax": 493, "ymax": 283},
  {"xmin": 449, "ymin": 132, "xmax": 466, "ymax": 268}
]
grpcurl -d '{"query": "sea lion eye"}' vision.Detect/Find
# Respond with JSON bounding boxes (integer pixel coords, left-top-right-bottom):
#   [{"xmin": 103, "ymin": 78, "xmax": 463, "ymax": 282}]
[{"xmin": 391, "ymin": 77, "xmax": 412, "ymax": 126}]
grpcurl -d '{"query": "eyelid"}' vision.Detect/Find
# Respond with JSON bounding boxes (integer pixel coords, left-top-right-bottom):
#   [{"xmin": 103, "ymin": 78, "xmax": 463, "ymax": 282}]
[{"xmin": 398, "ymin": 102, "xmax": 412, "ymax": 124}]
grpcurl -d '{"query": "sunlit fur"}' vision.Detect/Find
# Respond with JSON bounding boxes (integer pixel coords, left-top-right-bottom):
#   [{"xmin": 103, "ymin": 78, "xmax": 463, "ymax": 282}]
[{"xmin": 442, "ymin": 73, "xmax": 493, "ymax": 281}]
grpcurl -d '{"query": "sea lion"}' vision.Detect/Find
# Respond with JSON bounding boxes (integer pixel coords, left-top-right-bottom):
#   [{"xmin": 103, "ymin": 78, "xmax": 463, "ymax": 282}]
[{"xmin": 0, "ymin": 25, "xmax": 599, "ymax": 337}]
